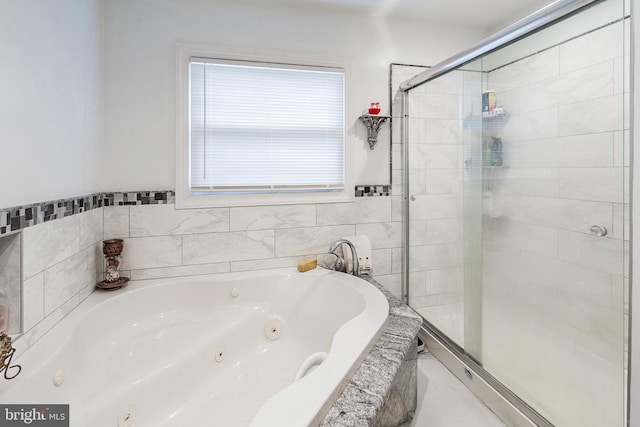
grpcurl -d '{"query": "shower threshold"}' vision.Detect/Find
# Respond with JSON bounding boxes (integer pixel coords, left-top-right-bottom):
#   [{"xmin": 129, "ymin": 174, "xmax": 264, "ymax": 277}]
[{"xmin": 419, "ymin": 321, "xmax": 554, "ymax": 427}]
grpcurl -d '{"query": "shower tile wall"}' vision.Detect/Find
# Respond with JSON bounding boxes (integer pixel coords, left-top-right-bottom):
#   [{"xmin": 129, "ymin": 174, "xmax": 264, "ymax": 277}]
[
  {"xmin": 481, "ymin": 20, "xmax": 628, "ymax": 427},
  {"xmin": 391, "ymin": 65, "xmax": 465, "ymax": 345}
]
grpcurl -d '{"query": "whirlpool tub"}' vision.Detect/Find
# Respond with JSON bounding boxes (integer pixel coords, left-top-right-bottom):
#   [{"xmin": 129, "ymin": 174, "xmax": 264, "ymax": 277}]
[{"xmin": 1, "ymin": 267, "xmax": 389, "ymax": 426}]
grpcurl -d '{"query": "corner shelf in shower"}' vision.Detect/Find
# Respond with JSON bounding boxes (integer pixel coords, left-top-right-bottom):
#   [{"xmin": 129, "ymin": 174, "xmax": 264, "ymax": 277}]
[
  {"xmin": 482, "ymin": 111, "xmax": 510, "ymax": 120},
  {"xmin": 463, "ymin": 111, "xmax": 510, "ymax": 129},
  {"xmin": 358, "ymin": 114, "xmax": 391, "ymax": 149}
]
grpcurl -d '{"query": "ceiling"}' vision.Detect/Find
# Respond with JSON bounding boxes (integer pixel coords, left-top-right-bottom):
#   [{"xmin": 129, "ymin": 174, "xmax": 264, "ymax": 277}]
[{"xmin": 230, "ymin": 0, "xmax": 556, "ymax": 33}]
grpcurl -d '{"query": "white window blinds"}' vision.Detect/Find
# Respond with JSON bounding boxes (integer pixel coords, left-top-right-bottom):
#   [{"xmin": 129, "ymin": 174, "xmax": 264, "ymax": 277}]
[{"xmin": 189, "ymin": 58, "xmax": 345, "ymax": 193}]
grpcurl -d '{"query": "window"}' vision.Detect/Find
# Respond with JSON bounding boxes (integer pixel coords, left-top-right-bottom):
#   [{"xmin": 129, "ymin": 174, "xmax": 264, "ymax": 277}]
[{"xmin": 176, "ymin": 45, "xmax": 352, "ymax": 208}]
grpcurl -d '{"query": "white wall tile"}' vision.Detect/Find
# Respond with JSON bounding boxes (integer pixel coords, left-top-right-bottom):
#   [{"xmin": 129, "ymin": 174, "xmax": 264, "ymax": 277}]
[
  {"xmin": 391, "ymin": 169, "xmax": 403, "ymax": 196},
  {"xmin": 612, "ymin": 203, "xmax": 629, "ymax": 241},
  {"xmin": 371, "ymin": 248, "xmax": 392, "ymax": 276},
  {"xmin": 407, "ymin": 118, "xmax": 426, "ymax": 144},
  {"xmin": 408, "ymin": 271, "xmax": 427, "ymax": 297},
  {"xmin": 613, "ymin": 55, "xmax": 629, "ymax": 95},
  {"xmin": 22, "ymin": 214, "xmax": 79, "ymax": 279},
  {"xmin": 79, "ymin": 208, "xmax": 104, "ymax": 249},
  {"xmin": 424, "ymin": 70, "xmax": 462, "ymax": 95},
  {"xmin": 517, "ymin": 79, "xmax": 560, "ymax": 113},
  {"xmin": 356, "ymin": 222, "xmax": 402, "ymax": 249},
  {"xmin": 425, "ymin": 267, "xmax": 463, "ymax": 296},
  {"xmin": 16, "ymin": 293, "xmax": 80, "ymax": 352},
  {"xmin": 130, "ymin": 262, "xmax": 230, "ymax": 280},
  {"xmin": 426, "ymin": 219, "xmax": 462, "ymax": 244},
  {"xmin": 517, "ymin": 196, "xmax": 613, "ymax": 234},
  {"xmin": 183, "ymin": 230, "xmax": 274, "ymax": 264},
  {"xmin": 409, "ymin": 144, "xmax": 458, "ymax": 169},
  {"xmin": 490, "ymin": 47, "xmax": 559, "ymax": 88},
  {"xmin": 375, "ymin": 274, "xmax": 402, "ymax": 299},
  {"xmin": 391, "ymin": 247, "xmax": 403, "ymax": 274},
  {"xmin": 0, "ymin": 235, "xmax": 20, "ymax": 334},
  {"xmin": 555, "ymin": 60, "xmax": 614, "ymax": 105},
  {"xmin": 392, "ymin": 143, "xmax": 402, "ymax": 171},
  {"xmin": 22, "ymin": 273, "xmax": 44, "ymax": 332},
  {"xmin": 492, "ymin": 87, "xmax": 520, "ymax": 115},
  {"xmin": 559, "ymin": 94, "xmax": 624, "ymax": 136},
  {"xmin": 104, "ymin": 206, "xmax": 130, "ymax": 239},
  {"xmin": 409, "ymin": 93, "xmax": 460, "ymax": 120},
  {"xmin": 409, "ymin": 221, "xmax": 427, "ymax": 246},
  {"xmin": 499, "ymin": 168, "xmax": 560, "ymax": 198},
  {"xmin": 424, "ymin": 119, "xmax": 461, "ymax": 144},
  {"xmin": 230, "ymin": 204, "xmax": 315, "ymax": 231},
  {"xmin": 130, "ymin": 204, "xmax": 229, "ymax": 236},
  {"xmin": 391, "ymin": 196, "xmax": 403, "ymax": 222},
  {"xmin": 496, "ymin": 221, "xmax": 559, "ymax": 257},
  {"xmin": 558, "ymin": 167, "xmax": 624, "ymax": 203},
  {"xmin": 501, "ymin": 107, "xmax": 559, "ymax": 142},
  {"xmin": 425, "ymin": 169, "xmax": 461, "ymax": 194},
  {"xmin": 410, "ymin": 194, "xmax": 459, "ymax": 220},
  {"xmin": 613, "ymin": 130, "xmax": 630, "ymax": 167},
  {"xmin": 43, "ymin": 244, "xmax": 101, "ymax": 315},
  {"xmin": 408, "ymin": 170, "xmax": 426, "ymax": 195},
  {"xmin": 559, "ymin": 23, "xmax": 624, "ymax": 74},
  {"xmin": 120, "ymin": 236, "xmax": 182, "ymax": 270},
  {"xmin": 409, "ymin": 244, "xmax": 460, "ymax": 272},
  {"xmin": 517, "ymin": 133, "xmax": 614, "ymax": 168},
  {"xmin": 317, "ymin": 197, "xmax": 391, "ymax": 226},
  {"xmin": 559, "ymin": 230, "xmax": 623, "ymax": 275},
  {"xmin": 275, "ymin": 225, "xmax": 354, "ymax": 257}
]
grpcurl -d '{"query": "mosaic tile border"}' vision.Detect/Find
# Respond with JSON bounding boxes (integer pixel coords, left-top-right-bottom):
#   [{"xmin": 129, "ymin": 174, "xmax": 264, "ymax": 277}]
[
  {"xmin": 355, "ymin": 185, "xmax": 390, "ymax": 197},
  {"xmin": 0, "ymin": 191, "xmax": 175, "ymax": 236},
  {"xmin": 0, "ymin": 186, "xmax": 389, "ymax": 236}
]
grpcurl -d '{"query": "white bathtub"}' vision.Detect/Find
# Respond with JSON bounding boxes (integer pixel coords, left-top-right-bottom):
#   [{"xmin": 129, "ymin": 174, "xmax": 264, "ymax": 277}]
[{"xmin": 1, "ymin": 268, "xmax": 389, "ymax": 427}]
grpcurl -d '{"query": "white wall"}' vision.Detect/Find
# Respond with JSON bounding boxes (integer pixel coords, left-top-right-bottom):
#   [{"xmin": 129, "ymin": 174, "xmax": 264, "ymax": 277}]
[
  {"xmin": 103, "ymin": 0, "xmax": 485, "ymax": 191},
  {"xmin": 0, "ymin": 0, "xmax": 104, "ymax": 208}
]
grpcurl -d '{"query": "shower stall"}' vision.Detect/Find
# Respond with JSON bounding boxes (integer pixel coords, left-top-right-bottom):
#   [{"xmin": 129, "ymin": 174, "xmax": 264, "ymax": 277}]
[{"xmin": 395, "ymin": 0, "xmax": 630, "ymax": 425}]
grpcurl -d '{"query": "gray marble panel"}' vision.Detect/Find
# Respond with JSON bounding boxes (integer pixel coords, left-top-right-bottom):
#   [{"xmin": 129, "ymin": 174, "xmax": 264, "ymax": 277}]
[
  {"xmin": 0, "ymin": 234, "xmax": 21, "ymax": 334},
  {"xmin": 43, "ymin": 244, "xmax": 102, "ymax": 316},
  {"xmin": 183, "ymin": 230, "xmax": 274, "ymax": 264},
  {"xmin": 79, "ymin": 208, "xmax": 104, "ymax": 250},
  {"xmin": 104, "ymin": 206, "xmax": 130, "ymax": 240},
  {"xmin": 22, "ymin": 215, "xmax": 80, "ymax": 279},
  {"xmin": 320, "ymin": 275, "xmax": 422, "ymax": 427},
  {"xmin": 130, "ymin": 204, "xmax": 229, "ymax": 236}
]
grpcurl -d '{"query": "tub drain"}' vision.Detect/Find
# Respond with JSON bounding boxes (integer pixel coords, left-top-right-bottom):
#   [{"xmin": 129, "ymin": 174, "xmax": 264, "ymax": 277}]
[
  {"xmin": 265, "ymin": 319, "xmax": 284, "ymax": 340},
  {"xmin": 118, "ymin": 406, "xmax": 136, "ymax": 427}
]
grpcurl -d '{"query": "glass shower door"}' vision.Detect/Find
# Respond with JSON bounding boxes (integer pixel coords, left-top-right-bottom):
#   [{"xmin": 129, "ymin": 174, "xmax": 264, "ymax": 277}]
[{"xmin": 405, "ymin": 0, "xmax": 628, "ymax": 425}]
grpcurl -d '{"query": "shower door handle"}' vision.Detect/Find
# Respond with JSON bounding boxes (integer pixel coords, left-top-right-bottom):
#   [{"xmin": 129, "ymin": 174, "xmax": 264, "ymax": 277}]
[{"xmin": 590, "ymin": 225, "xmax": 608, "ymax": 237}]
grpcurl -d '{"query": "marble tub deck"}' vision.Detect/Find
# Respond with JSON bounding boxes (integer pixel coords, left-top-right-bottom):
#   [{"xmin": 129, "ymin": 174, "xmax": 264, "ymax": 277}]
[{"xmin": 320, "ymin": 274, "xmax": 423, "ymax": 426}]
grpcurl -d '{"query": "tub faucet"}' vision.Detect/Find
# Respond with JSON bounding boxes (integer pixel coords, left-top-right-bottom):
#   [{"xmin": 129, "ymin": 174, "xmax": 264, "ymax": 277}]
[{"xmin": 328, "ymin": 239, "xmax": 360, "ymax": 277}]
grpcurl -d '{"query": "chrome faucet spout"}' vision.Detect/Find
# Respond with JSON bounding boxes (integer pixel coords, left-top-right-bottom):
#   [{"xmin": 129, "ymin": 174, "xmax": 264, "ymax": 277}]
[{"xmin": 328, "ymin": 239, "xmax": 360, "ymax": 277}]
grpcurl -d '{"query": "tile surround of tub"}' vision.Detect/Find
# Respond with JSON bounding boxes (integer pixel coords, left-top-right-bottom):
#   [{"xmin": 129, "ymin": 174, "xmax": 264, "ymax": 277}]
[
  {"xmin": 0, "ymin": 234, "xmax": 21, "ymax": 334},
  {"xmin": 11, "ymin": 190, "xmax": 403, "ymax": 353},
  {"xmin": 105, "ymin": 199, "xmax": 401, "ymax": 293},
  {"xmin": 13, "ymin": 208, "xmax": 104, "ymax": 352}
]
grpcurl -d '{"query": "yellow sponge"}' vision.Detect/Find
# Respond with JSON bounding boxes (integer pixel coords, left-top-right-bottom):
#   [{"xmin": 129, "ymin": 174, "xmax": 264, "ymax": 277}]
[{"xmin": 297, "ymin": 258, "xmax": 318, "ymax": 272}]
